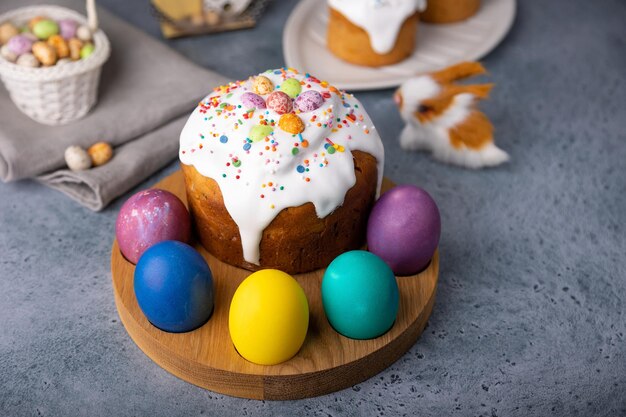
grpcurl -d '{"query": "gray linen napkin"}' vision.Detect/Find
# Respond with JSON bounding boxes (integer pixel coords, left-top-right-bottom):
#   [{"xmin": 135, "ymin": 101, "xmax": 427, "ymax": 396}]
[{"xmin": 0, "ymin": 0, "xmax": 228, "ymax": 210}]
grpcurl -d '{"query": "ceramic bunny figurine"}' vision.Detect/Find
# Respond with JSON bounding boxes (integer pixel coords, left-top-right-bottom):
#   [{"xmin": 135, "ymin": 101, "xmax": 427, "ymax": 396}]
[{"xmin": 394, "ymin": 61, "xmax": 509, "ymax": 169}]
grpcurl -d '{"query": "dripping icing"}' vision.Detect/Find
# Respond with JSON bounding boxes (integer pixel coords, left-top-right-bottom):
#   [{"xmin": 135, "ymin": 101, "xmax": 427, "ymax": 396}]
[
  {"xmin": 328, "ymin": 0, "xmax": 427, "ymax": 54},
  {"xmin": 179, "ymin": 68, "xmax": 384, "ymax": 265}
]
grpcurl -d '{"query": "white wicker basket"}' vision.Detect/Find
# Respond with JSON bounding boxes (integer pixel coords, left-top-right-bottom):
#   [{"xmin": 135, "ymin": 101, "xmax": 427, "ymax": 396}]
[{"xmin": 0, "ymin": 5, "xmax": 111, "ymax": 125}]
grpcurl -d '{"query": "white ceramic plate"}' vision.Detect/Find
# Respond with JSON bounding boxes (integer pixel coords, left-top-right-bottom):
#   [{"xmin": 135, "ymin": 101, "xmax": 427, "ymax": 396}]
[{"xmin": 283, "ymin": 0, "xmax": 516, "ymax": 91}]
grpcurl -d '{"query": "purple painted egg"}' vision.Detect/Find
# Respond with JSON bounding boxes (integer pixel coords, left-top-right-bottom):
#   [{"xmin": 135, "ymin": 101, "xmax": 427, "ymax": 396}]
[
  {"xmin": 266, "ymin": 91, "xmax": 293, "ymax": 115},
  {"xmin": 367, "ymin": 185, "xmax": 441, "ymax": 275},
  {"xmin": 240, "ymin": 92, "xmax": 266, "ymax": 109},
  {"xmin": 294, "ymin": 90, "xmax": 324, "ymax": 112},
  {"xmin": 116, "ymin": 189, "xmax": 191, "ymax": 264},
  {"xmin": 7, "ymin": 35, "xmax": 33, "ymax": 56},
  {"xmin": 58, "ymin": 19, "xmax": 78, "ymax": 40}
]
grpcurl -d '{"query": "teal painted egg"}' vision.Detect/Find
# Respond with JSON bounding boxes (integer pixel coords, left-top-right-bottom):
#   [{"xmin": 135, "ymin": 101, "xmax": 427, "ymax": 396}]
[{"xmin": 321, "ymin": 250, "xmax": 399, "ymax": 340}]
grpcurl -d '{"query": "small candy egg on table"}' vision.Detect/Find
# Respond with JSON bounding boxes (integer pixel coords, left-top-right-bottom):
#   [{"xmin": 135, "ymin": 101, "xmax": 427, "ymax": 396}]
[
  {"xmin": 87, "ymin": 142, "xmax": 113, "ymax": 166},
  {"xmin": 367, "ymin": 185, "xmax": 441, "ymax": 275},
  {"xmin": 321, "ymin": 250, "xmax": 399, "ymax": 340},
  {"xmin": 134, "ymin": 241, "xmax": 214, "ymax": 333},
  {"xmin": 64, "ymin": 145, "xmax": 92, "ymax": 171},
  {"xmin": 115, "ymin": 189, "xmax": 191, "ymax": 264},
  {"xmin": 229, "ymin": 269, "xmax": 309, "ymax": 365}
]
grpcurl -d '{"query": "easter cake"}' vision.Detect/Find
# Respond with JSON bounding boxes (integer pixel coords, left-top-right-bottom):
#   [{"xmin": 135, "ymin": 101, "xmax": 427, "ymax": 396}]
[
  {"xmin": 420, "ymin": 0, "xmax": 480, "ymax": 23},
  {"xmin": 179, "ymin": 68, "xmax": 384, "ymax": 274},
  {"xmin": 326, "ymin": 0, "xmax": 426, "ymax": 67}
]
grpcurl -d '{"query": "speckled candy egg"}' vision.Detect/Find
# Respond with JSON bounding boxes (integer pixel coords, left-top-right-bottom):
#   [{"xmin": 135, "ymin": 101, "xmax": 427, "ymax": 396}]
[
  {"xmin": 1, "ymin": 45, "xmax": 17, "ymax": 63},
  {"xmin": 76, "ymin": 25, "xmax": 92, "ymax": 42},
  {"xmin": 367, "ymin": 185, "xmax": 441, "ymax": 275},
  {"xmin": 294, "ymin": 90, "xmax": 324, "ymax": 113},
  {"xmin": 134, "ymin": 241, "xmax": 214, "ymax": 333},
  {"xmin": 279, "ymin": 78, "xmax": 302, "ymax": 98},
  {"xmin": 321, "ymin": 250, "xmax": 399, "ymax": 340},
  {"xmin": 0, "ymin": 22, "xmax": 19, "ymax": 45},
  {"xmin": 68, "ymin": 38, "xmax": 83, "ymax": 61},
  {"xmin": 87, "ymin": 142, "xmax": 113, "ymax": 166},
  {"xmin": 32, "ymin": 41, "xmax": 57, "ymax": 66},
  {"xmin": 252, "ymin": 75, "xmax": 273, "ymax": 95},
  {"xmin": 7, "ymin": 35, "xmax": 33, "ymax": 56},
  {"xmin": 15, "ymin": 53, "xmax": 39, "ymax": 67},
  {"xmin": 47, "ymin": 35, "xmax": 69, "ymax": 59},
  {"xmin": 278, "ymin": 113, "xmax": 304, "ymax": 134},
  {"xmin": 249, "ymin": 124, "xmax": 273, "ymax": 142},
  {"xmin": 80, "ymin": 43, "xmax": 95, "ymax": 59},
  {"xmin": 33, "ymin": 19, "xmax": 59, "ymax": 40},
  {"xmin": 266, "ymin": 91, "xmax": 293, "ymax": 115},
  {"xmin": 58, "ymin": 18, "xmax": 78, "ymax": 39},
  {"xmin": 64, "ymin": 145, "xmax": 92, "ymax": 171},
  {"xmin": 240, "ymin": 92, "xmax": 266, "ymax": 109},
  {"xmin": 115, "ymin": 189, "xmax": 191, "ymax": 264},
  {"xmin": 229, "ymin": 269, "xmax": 309, "ymax": 365}
]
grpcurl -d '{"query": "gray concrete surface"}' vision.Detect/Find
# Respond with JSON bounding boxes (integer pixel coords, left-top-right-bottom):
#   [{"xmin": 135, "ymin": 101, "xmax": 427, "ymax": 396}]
[{"xmin": 1, "ymin": 0, "xmax": 625, "ymax": 416}]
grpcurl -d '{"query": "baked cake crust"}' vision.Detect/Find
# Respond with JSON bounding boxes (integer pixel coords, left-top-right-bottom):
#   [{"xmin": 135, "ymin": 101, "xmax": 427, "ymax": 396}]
[
  {"xmin": 420, "ymin": 0, "xmax": 480, "ymax": 24},
  {"xmin": 182, "ymin": 151, "xmax": 378, "ymax": 274},
  {"xmin": 327, "ymin": 8, "xmax": 419, "ymax": 67}
]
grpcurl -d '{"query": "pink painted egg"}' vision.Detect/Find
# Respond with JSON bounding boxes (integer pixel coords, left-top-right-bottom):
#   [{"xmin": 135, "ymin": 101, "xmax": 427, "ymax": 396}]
[
  {"xmin": 116, "ymin": 189, "xmax": 191, "ymax": 264},
  {"xmin": 266, "ymin": 91, "xmax": 293, "ymax": 115}
]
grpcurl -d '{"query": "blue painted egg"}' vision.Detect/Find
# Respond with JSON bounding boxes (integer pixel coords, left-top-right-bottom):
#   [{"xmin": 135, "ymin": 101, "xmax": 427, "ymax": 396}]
[
  {"xmin": 321, "ymin": 250, "xmax": 399, "ymax": 340},
  {"xmin": 134, "ymin": 241, "xmax": 214, "ymax": 333}
]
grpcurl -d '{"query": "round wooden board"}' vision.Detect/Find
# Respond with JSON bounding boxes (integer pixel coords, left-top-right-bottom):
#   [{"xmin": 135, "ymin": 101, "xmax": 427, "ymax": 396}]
[{"xmin": 111, "ymin": 170, "xmax": 439, "ymax": 400}]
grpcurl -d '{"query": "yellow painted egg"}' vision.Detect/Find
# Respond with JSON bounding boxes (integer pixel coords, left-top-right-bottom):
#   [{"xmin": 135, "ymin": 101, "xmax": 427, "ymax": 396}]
[{"xmin": 229, "ymin": 269, "xmax": 309, "ymax": 365}]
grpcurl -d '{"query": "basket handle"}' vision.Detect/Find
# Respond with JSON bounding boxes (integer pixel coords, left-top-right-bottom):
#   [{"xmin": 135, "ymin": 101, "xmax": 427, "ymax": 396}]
[{"xmin": 86, "ymin": 0, "xmax": 98, "ymax": 31}]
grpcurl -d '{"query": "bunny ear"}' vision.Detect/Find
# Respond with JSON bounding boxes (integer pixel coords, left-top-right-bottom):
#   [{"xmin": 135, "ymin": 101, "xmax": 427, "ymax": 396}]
[
  {"xmin": 456, "ymin": 83, "xmax": 494, "ymax": 99},
  {"xmin": 430, "ymin": 62, "xmax": 487, "ymax": 84}
]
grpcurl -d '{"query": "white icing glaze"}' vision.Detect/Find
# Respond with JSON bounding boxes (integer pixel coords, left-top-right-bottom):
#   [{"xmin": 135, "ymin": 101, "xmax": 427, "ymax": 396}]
[
  {"xmin": 328, "ymin": 0, "xmax": 427, "ymax": 54},
  {"xmin": 179, "ymin": 69, "xmax": 384, "ymax": 265}
]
